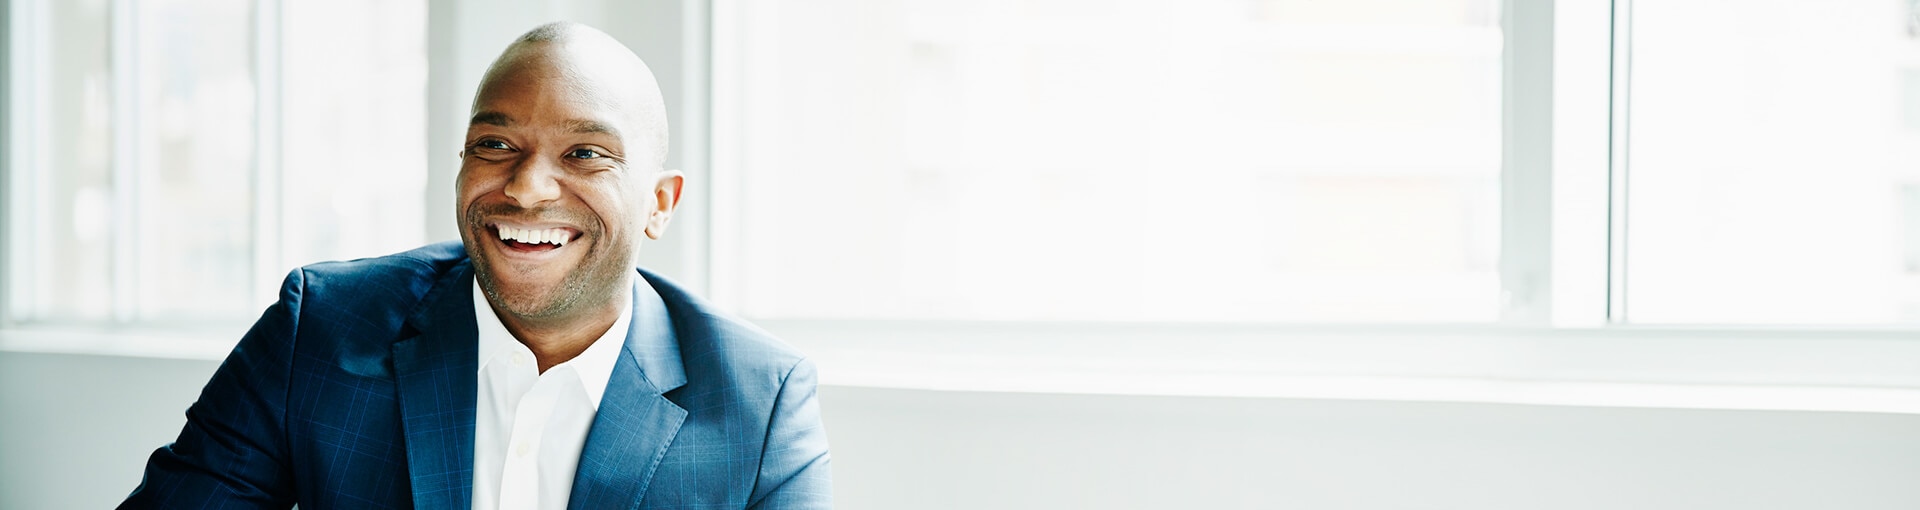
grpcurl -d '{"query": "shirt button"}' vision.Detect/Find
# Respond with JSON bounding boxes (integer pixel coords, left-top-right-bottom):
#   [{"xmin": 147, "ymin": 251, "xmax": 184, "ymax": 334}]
[
  {"xmin": 514, "ymin": 442, "xmax": 531, "ymax": 458},
  {"xmin": 512, "ymin": 352, "xmax": 529, "ymax": 367}
]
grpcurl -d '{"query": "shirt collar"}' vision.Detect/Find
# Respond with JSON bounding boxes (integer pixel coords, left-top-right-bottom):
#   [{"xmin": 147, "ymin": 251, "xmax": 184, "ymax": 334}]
[{"xmin": 473, "ymin": 279, "xmax": 633, "ymax": 409}]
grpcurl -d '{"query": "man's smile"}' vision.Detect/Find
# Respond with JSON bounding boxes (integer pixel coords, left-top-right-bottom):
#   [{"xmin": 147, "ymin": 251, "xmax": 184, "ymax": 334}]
[{"xmin": 487, "ymin": 221, "xmax": 584, "ymax": 257}]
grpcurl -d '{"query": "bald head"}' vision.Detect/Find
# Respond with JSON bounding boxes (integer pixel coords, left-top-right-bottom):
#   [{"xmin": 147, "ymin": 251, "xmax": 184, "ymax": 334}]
[{"xmin": 472, "ymin": 22, "xmax": 669, "ymax": 169}]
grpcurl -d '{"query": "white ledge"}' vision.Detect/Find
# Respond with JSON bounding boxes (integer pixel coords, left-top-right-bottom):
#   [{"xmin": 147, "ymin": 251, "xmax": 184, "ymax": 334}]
[
  {"xmin": 0, "ymin": 325, "xmax": 244, "ymax": 360},
  {"xmin": 759, "ymin": 320, "xmax": 1920, "ymax": 415}
]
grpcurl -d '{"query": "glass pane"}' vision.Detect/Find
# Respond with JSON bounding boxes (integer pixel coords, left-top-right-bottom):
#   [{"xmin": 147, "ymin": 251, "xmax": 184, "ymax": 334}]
[
  {"xmin": 280, "ymin": 0, "xmax": 428, "ymax": 273},
  {"xmin": 725, "ymin": 0, "xmax": 1504, "ymax": 321},
  {"xmin": 22, "ymin": 0, "xmax": 115, "ymax": 321},
  {"xmin": 1626, "ymin": 0, "xmax": 1919, "ymax": 324},
  {"xmin": 133, "ymin": 0, "xmax": 256, "ymax": 320}
]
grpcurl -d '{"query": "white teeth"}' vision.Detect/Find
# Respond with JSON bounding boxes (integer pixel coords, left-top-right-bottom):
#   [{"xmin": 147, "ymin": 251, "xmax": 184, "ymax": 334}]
[{"xmin": 498, "ymin": 226, "xmax": 569, "ymax": 246}]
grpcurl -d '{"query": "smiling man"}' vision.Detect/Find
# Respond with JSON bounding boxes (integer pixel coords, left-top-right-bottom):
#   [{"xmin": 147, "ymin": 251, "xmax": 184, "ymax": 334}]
[{"xmin": 121, "ymin": 23, "xmax": 831, "ymax": 510}]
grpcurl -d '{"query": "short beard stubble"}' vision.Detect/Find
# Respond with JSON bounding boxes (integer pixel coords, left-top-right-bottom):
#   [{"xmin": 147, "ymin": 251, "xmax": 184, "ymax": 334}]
[{"xmin": 464, "ymin": 201, "xmax": 635, "ymax": 321}]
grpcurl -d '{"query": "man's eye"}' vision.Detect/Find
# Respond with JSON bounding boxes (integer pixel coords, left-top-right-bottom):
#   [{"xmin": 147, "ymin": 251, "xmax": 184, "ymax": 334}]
[
  {"xmin": 568, "ymin": 148, "xmax": 603, "ymax": 159},
  {"xmin": 474, "ymin": 139, "xmax": 510, "ymax": 151}
]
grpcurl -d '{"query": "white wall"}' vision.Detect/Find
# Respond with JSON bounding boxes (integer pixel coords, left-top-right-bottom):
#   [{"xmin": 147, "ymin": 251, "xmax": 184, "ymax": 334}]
[
  {"xmin": 827, "ymin": 386, "xmax": 1920, "ymax": 509},
  {"xmin": 0, "ymin": 352, "xmax": 220, "ymax": 509},
  {"xmin": 5, "ymin": 349, "xmax": 1919, "ymax": 509}
]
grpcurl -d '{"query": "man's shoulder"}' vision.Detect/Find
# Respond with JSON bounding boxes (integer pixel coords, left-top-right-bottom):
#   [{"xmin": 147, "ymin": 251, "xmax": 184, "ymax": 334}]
[
  {"xmin": 301, "ymin": 241, "xmax": 468, "ymax": 284},
  {"xmin": 289, "ymin": 241, "xmax": 468, "ymax": 325}
]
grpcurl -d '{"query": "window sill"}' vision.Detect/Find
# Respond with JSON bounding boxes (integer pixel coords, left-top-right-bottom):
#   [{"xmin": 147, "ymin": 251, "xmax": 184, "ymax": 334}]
[
  {"xmin": 757, "ymin": 320, "xmax": 1920, "ymax": 415},
  {"xmin": 0, "ymin": 324, "xmax": 245, "ymax": 361},
  {"xmin": 7, "ymin": 320, "xmax": 1920, "ymax": 415}
]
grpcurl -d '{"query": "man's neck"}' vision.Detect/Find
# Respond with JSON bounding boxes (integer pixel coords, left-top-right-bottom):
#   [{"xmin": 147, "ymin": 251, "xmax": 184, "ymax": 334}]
[{"xmin": 492, "ymin": 291, "xmax": 630, "ymax": 374}]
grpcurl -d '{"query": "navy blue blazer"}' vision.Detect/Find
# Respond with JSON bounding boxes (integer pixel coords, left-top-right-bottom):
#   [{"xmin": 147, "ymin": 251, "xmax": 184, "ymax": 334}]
[{"xmin": 121, "ymin": 242, "xmax": 832, "ymax": 509}]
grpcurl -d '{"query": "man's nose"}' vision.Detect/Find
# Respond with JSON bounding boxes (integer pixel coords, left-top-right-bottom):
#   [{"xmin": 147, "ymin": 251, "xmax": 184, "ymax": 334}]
[{"xmin": 503, "ymin": 155, "xmax": 563, "ymax": 207}]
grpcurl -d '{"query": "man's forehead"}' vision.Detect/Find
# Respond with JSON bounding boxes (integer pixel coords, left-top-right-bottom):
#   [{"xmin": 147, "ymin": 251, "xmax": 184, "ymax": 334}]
[
  {"xmin": 476, "ymin": 39, "xmax": 650, "ymax": 107},
  {"xmin": 471, "ymin": 49, "xmax": 645, "ymax": 136}
]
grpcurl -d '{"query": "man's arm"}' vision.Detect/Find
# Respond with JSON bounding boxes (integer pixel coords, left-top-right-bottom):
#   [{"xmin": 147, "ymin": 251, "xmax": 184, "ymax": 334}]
[
  {"xmin": 746, "ymin": 357, "xmax": 833, "ymax": 510},
  {"xmin": 120, "ymin": 270, "xmax": 304, "ymax": 509}
]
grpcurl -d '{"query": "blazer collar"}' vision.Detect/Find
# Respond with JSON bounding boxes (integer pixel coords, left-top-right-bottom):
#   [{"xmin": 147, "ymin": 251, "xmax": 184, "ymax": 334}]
[
  {"xmin": 394, "ymin": 261, "xmax": 480, "ymax": 510},
  {"xmin": 566, "ymin": 271, "xmax": 689, "ymax": 509},
  {"xmin": 394, "ymin": 262, "xmax": 691, "ymax": 510},
  {"xmin": 619, "ymin": 271, "xmax": 686, "ymax": 393}
]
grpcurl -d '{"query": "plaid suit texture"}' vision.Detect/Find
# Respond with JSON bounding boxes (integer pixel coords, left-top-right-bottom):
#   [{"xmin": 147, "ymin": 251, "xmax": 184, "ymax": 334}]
[{"xmin": 121, "ymin": 242, "xmax": 832, "ymax": 509}]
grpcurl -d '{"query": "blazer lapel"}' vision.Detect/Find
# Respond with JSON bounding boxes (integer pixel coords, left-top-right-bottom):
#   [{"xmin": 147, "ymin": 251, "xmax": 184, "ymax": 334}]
[
  {"xmin": 393, "ymin": 262, "xmax": 479, "ymax": 510},
  {"xmin": 567, "ymin": 275, "xmax": 689, "ymax": 510}
]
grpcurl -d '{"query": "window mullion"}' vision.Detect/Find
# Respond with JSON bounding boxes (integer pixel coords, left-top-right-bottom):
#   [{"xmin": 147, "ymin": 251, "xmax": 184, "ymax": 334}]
[
  {"xmin": 0, "ymin": 0, "xmax": 19, "ymax": 324},
  {"xmin": 1606, "ymin": 0, "xmax": 1633, "ymax": 324},
  {"xmin": 1501, "ymin": 0, "xmax": 1555, "ymax": 325},
  {"xmin": 252, "ymin": 0, "xmax": 283, "ymax": 306},
  {"xmin": 108, "ymin": 0, "xmax": 137, "ymax": 323}
]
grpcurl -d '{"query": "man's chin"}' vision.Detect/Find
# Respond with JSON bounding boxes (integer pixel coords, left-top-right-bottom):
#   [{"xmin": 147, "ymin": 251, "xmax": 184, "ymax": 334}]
[
  {"xmin": 480, "ymin": 280, "xmax": 572, "ymax": 320},
  {"xmin": 469, "ymin": 252, "xmax": 561, "ymax": 309},
  {"xmin": 468, "ymin": 232, "xmax": 632, "ymax": 320}
]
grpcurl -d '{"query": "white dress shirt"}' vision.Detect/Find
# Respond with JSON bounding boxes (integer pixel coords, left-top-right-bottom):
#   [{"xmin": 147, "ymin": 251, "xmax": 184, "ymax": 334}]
[{"xmin": 472, "ymin": 280, "xmax": 631, "ymax": 510}]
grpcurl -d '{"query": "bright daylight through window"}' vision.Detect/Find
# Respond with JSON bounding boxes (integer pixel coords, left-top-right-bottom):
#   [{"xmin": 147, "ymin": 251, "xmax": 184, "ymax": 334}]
[
  {"xmin": 4, "ymin": 0, "xmax": 426, "ymax": 323},
  {"xmin": 718, "ymin": 0, "xmax": 1506, "ymax": 322},
  {"xmin": 14, "ymin": 0, "xmax": 1920, "ymax": 328},
  {"xmin": 1624, "ymin": 0, "xmax": 1920, "ymax": 325}
]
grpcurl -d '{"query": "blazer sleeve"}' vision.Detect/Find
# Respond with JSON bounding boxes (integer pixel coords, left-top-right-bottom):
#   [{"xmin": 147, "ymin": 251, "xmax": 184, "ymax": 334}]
[
  {"xmin": 746, "ymin": 357, "xmax": 834, "ymax": 510},
  {"xmin": 120, "ymin": 269, "xmax": 304, "ymax": 509}
]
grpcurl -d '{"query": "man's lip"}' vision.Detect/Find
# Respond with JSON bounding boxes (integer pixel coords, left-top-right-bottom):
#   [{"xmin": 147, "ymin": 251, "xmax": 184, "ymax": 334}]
[{"xmin": 487, "ymin": 220, "xmax": 583, "ymax": 232}]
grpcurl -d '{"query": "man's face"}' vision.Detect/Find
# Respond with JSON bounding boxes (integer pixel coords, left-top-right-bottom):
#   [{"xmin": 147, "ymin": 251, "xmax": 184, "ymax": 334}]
[{"xmin": 456, "ymin": 53, "xmax": 660, "ymax": 320}]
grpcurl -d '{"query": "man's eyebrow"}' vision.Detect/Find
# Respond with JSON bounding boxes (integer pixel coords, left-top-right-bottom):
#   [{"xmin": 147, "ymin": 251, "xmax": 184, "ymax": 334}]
[
  {"xmin": 469, "ymin": 111, "xmax": 513, "ymax": 127},
  {"xmin": 564, "ymin": 119, "xmax": 621, "ymax": 137}
]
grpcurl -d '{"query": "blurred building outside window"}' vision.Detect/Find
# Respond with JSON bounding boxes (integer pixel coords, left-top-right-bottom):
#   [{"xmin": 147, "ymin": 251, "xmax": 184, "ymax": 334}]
[
  {"xmin": 1624, "ymin": 0, "xmax": 1920, "ymax": 324},
  {"xmin": 716, "ymin": 0, "xmax": 1920, "ymax": 327},
  {"xmin": 2, "ymin": 0, "xmax": 427, "ymax": 324},
  {"xmin": 716, "ymin": 0, "xmax": 1506, "ymax": 323}
]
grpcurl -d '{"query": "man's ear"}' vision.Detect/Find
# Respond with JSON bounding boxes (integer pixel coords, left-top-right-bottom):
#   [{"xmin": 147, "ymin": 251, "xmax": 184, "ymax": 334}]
[{"xmin": 644, "ymin": 170, "xmax": 685, "ymax": 240}]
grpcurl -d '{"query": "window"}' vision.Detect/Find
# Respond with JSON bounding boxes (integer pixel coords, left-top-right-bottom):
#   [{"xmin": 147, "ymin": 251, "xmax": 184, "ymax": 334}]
[
  {"xmin": 2, "ymin": 0, "xmax": 427, "ymax": 324},
  {"xmin": 715, "ymin": 0, "xmax": 1920, "ymax": 328},
  {"xmin": 715, "ymin": 0, "xmax": 1507, "ymax": 322},
  {"xmin": 12, "ymin": 0, "xmax": 1920, "ymax": 330},
  {"xmin": 1623, "ymin": 0, "xmax": 1920, "ymax": 325}
]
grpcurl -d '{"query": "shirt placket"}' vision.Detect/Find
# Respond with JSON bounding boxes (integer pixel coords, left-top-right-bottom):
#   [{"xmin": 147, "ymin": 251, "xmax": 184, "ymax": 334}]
[{"xmin": 497, "ymin": 350, "xmax": 562, "ymax": 508}]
